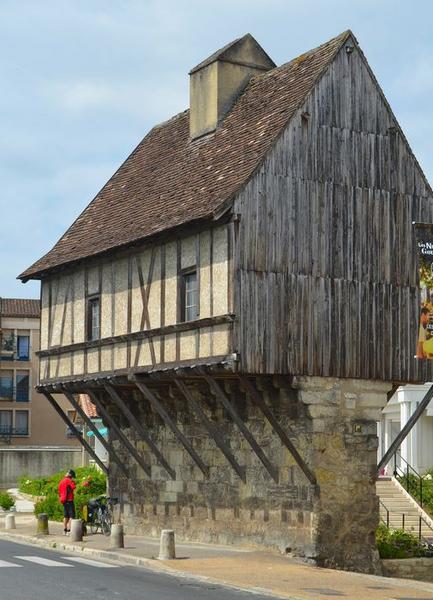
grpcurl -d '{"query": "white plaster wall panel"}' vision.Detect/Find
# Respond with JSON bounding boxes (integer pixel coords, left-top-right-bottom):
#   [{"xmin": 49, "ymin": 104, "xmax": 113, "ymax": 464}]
[
  {"xmin": 181, "ymin": 235, "xmax": 196, "ymax": 269},
  {"xmin": 164, "ymin": 334, "xmax": 176, "ymax": 362},
  {"xmin": 87, "ymin": 266, "xmax": 100, "ymax": 295},
  {"xmin": 199, "ymin": 327, "xmax": 211, "ymax": 357},
  {"xmin": 136, "ymin": 338, "xmax": 160, "ymax": 367},
  {"xmin": 179, "ymin": 331, "xmax": 196, "ymax": 360},
  {"xmin": 50, "ymin": 278, "xmax": 62, "ymax": 347},
  {"xmin": 73, "ymin": 351, "xmax": 84, "ymax": 376},
  {"xmin": 101, "ymin": 346, "xmax": 112, "ymax": 372},
  {"xmin": 212, "ymin": 323, "xmax": 230, "ymax": 355},
  {"xmin": 130, "ymin": 254, "xmax": 143, "ymax": 333},
  {"xmin": 148, "ymin": 257, "xmax": 161, "ymax": 330},
  {"xmin": 114, "ymin": 258, "xmax": 128, "ymax": 336},
  {"xmin": 113, "ymin": 342, "xmax": 127, "ymax": 370},
  {"xmin": 40, "ymin": 282, "xmax": 49, "ymax": 350},
  {"xmin": 73, "ymin": 269, "xmax": 86, "ymax": 343},
  {"xmin": 62, "ymin": 279, "xmax": 73, "ymax": 346},
  {"xmin": 199, "ymin": 231, "xmax": 211, "ymax": 318},
  {"xmin": 101, "ymin": 263, "xmax": 113, "ymax": 338},
  {"xmin": 212, "ymin": 226, "xmax": 229, "ymax": 315},
  {"xmin": 49, "ymin": 356, "xmax": 59, "ymax": 379},
  {"xmin": 165, "ymin": 242, "xmax": 177, "ymax": 326},
  {"xmin": 58, "ymin": 353, "xmax": 71, "ymax": 378},
  {"xmin": 87, "ymin": 348, "xmax": 99, "ymax": 373},
  {"xmin": 40, "ymin": 357, "xmax": 49, "ymax": 382}
]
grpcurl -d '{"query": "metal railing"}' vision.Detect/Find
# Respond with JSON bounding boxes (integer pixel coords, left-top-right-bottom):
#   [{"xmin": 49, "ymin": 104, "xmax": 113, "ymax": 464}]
[
  {"xmin": 0, "ymin": 386, "xmax": 29, "ymax": 402},
  {"xmin": 380, "ymin": 498, "xmax": 433, "ymax": 547},
  {"xmin": 393, "ymin": 451, "xmax": 424, "ymax": 508},
  {"xmin": 0, "ymin": 426, "xmax": 29, "ymax": 444}
]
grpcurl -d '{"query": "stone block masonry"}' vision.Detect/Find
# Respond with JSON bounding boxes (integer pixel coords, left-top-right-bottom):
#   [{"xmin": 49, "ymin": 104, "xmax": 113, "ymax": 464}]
[{"xmin": 109, "ymin": 376, "xmax": 391, "ymax": 573}]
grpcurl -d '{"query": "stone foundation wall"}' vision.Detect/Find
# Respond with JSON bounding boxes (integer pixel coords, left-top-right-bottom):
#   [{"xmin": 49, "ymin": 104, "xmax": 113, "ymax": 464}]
[
  {"xmin": 382, "ymin": 557, "xmax": 433, "ymax": 582},
  {"xmin": 108, "ymin": 375, "xmax": 391, "ymax": 572}
]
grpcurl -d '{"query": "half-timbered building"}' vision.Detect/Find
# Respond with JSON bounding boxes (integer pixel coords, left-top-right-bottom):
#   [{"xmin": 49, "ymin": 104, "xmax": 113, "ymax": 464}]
[{"xmin": 20, "ymin": 31, "xmax": 433, "ymax": 572}]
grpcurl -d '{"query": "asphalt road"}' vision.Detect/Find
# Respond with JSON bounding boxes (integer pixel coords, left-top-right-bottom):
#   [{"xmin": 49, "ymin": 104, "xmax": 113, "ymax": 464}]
[{"xmin": 0, "ymin": 539, "xmax": 277, "ymax": 600}]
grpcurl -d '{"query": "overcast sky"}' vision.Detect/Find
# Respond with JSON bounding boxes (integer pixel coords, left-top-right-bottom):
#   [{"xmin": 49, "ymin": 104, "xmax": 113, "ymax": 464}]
[{"xmin": 2, "ymin": 0, "xmax": 432, "ymax": 298}]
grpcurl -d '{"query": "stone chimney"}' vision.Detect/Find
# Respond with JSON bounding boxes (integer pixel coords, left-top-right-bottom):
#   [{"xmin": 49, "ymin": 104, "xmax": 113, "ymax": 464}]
[{"xmin": 189, "ymin": 34, "xmax": 275, "ymax": 140}]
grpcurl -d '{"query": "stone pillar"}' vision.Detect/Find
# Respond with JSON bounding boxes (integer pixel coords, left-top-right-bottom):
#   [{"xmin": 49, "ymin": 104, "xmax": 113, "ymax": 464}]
[
  {"xmin": 399, "ymin": 399, "xmax": 411, "ymax": 466},
  {"xmin": 293, "ymin": 376, "xmax": 392, "ymax": 574}
]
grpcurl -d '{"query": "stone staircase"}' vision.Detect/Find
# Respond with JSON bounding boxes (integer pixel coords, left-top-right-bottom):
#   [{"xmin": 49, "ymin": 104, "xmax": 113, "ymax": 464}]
[{"xmin": 377, "ymin": 477, "xmax": 433, "ymax": 541}]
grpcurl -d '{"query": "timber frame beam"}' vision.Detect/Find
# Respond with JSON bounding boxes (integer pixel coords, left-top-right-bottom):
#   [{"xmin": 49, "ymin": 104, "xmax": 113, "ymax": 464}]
[
  {"xmin": 85, "ymin": 389, "xmax": 152, "ymax": 478},
  {"xmin": 41, "ymin": 391, "xmax": 108, "ymax": 474},
  {"xmin": 238, "ymin": 375, "xmax": 317, "ymax": 485},
  {"xmin": 202, "ymin": 373, "xmax": 279, "ymax": 483},
  {"xmin": 103, "ymin": 383, "xmax": 176, "ymax": 480},
  {"xmin": 174, "ymin": 378, "xmax": 246, "ymax": 482},
  {"xmin": 134, "ymin": 379, "xmax": 210, "ymax": 478},
  {"xmin": 63, "ymin": 389, "xmax": 129, "ymax": 479}
]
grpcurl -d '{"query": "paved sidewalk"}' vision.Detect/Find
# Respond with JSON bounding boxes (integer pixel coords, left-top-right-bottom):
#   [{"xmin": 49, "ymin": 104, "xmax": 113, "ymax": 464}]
[{"xmin": 1, "ymin": 513, "xmax": 433, "ymax": 600}]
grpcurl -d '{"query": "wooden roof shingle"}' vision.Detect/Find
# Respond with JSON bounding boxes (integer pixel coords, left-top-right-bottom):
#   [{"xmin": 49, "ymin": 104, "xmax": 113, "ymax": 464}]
[{"xmin": 19, "ymin": 30, "xmax": 351, "ymax": 282}]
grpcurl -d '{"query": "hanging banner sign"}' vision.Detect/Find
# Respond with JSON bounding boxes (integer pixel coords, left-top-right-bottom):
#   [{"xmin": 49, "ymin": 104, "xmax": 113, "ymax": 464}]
[{"xmin": 415, "ymin": 223, "xmax": 433, "ymax": 358}]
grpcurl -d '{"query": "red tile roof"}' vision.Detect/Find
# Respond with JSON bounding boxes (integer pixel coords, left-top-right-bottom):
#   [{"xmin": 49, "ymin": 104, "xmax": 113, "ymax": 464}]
[
  {"xmin": 0, "ymin": 298, "xmax": 40, "ymax": 318},
  {"xmin": 19, "ymin": 30, "xmax": 351, "ymax": 281},
  {"xmin": 78, "ymin": 394, "xmax": 99, "ymax": 419}
]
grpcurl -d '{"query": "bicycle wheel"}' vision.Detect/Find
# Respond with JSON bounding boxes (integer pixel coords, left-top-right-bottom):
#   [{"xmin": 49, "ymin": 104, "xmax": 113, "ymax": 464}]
[
  {"xmin": 101, "ymin": 513, "xmax": 111, "ymax": 536},
  {"xmin": 88, "ymin": 516, "xmax": 99, "ymax": 535}
]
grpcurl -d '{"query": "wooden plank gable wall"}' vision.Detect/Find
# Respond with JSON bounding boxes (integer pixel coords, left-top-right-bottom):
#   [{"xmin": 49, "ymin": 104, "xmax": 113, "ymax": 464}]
[
  {"xmin": 233, "ymin": 40, "xmax": 433, "ymax": 383},
  {"xmin": 38, "ymin": 225, "xmax": 233, "ymax": 383}
]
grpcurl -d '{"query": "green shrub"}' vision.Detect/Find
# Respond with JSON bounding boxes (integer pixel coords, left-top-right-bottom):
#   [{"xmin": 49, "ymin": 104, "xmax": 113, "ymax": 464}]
[
  {"xmin": 0, "ymin": 492, "xmax": 15, "ymax": 511},
  {"xmin": 376, "ymin": 523, "xmax": 427, "ymax": 559},
  {"xmin": 21, "ymin": 466, "xmax": 106, "ymax": 522}
]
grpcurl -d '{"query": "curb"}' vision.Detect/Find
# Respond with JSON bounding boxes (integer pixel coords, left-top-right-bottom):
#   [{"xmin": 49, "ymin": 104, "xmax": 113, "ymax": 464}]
[{"xmin": 0, "ymin": 529, "xmax": 294, "ymax": 599}]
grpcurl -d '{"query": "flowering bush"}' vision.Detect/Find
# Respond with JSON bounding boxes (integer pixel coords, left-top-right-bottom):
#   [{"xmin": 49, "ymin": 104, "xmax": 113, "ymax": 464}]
[{"xmin": 19, "ymin": 466, "xmax": 106, "ymax": 522}]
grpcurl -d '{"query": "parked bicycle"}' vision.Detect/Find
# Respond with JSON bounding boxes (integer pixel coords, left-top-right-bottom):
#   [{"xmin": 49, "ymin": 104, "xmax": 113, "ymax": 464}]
[{"xmin": 84, "ymin": 496, "xmax": 119, "ymax": 536}]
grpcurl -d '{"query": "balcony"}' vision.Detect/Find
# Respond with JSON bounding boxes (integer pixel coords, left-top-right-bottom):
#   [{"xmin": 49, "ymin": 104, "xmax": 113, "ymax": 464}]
[{"xmin": 0, "ymin": 426, "xmax": 29, "ymax": 444}]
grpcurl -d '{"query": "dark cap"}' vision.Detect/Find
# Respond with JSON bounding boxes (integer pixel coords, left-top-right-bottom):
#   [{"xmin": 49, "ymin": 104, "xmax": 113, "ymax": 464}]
[{"xmin": 67, "ymin": 469, "xmax": 76, "ymax": 478}]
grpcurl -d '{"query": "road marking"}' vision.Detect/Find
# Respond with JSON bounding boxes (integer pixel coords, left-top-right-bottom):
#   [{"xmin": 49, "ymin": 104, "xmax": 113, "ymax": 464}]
[
  {"xmin": 14, "ymin": 556, "xmax": 73, "ymax": 567},
  {"xmin": 63, "ymin": 556, "xmax": 118, "ymax": 568},
  {"xmin": 0, "ymin": 560, "xmax": 22, "ymax": 567}
]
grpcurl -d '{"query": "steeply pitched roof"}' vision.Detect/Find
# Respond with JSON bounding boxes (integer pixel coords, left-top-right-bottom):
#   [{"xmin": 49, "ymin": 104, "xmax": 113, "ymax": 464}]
[
  {"xmin": 19, "ymin": 30, "xmax": 351, "ymax": 282},
  {"xmin": 0, "ymin": 298, "xmax": 40, "ymax": 318}
]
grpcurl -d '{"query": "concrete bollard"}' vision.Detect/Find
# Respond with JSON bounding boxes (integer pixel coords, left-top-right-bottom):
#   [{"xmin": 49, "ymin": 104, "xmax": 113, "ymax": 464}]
[
  {"xmin": 36, "ymin": 513, "xmax": 49, "ymax": 536},
  {"xmin": 110, "ymin": 524, "xmax": 124, "ymax": 549},
  {"xmin": 5, "ymin": 514, "xmax": 16, "ymax": 530},
  {"xmin": 70, "ymin": 519, "xmax": 83, "ymax": 542},
  {"xmin": 158, "ymin": 529, "xmax": 176, "ymax": 560}
]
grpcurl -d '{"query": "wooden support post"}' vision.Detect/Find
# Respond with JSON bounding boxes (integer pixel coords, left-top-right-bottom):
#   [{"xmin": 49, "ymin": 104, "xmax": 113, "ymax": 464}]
[
  {"xmin": 238, "ymin": 375, "xmax": 317, "ymax": 485},
  {"xmin": 134, "ymin": 380, "xmax": 209, "ymax": 478},
  {"xmin": 86, "ymin": 389, "xmax": 151, "ymax": 478},
  {"xmin": 203, "ymin": 374, "xmax": 279, "ymax": 483},
  {"xmin": 42, "ymin": 392, "xmax": 108, "ymax": 474},
  {"xmin": 174, "ymin": 379, "xmax": 246, "ymax": 483},
  {"xmin": 63, "ymin": 390, "xmax": 129, "ymax": 479},
  {"xmin": 104, "ymin": 383, "xmax": 176, "ymax": 480}
]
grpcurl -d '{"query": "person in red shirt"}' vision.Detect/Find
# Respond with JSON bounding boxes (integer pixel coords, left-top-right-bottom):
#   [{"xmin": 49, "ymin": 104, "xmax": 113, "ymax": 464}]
[{"xmin": 58, "ymin": 469, "xmax": 76, "ymax": 535}]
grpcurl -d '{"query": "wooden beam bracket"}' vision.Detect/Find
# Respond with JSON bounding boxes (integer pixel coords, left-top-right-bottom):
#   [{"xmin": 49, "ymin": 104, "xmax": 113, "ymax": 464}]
[
  {"xmin": 85, "ymin": 389, "xmax": 152, "ymax": 478},
  {"xmin": 63, "ymin": 389, "xmax": 129, "ymax": 479},
  {"xmin": 238, "ymin": 375, "xmax": 317, "ymax": 485},
  {"xmin": 134, "ymin": 379, "xmax": 209, "ymax": 478},
  {"xmin": 41, "ymin": 391, "xmax": 108, "ymax": 474},
  {"xmin": 104, "ymin": 383, "xmax": 175, "ymax": 480},
  {"xmin": 202, "ymin": 373, "xmax": 279, "ymax": 483},
  {"xmin": 174, "ymin": 378, "xmax": 246, "ymax": 483}
]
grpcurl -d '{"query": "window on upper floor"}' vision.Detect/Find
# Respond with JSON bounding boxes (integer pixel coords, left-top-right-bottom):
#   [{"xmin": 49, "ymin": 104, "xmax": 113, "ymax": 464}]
[
  {"xmin": 17, "ymin": 335, "xmax": 30, "ymax": 360},
  {"xmin": 180, "ymin": 269, "xmax": 199, "ymax": 322},
  {"xmin": 86, "ymin": 296, "xmax": 101, "ymax": 341},
  {"xmin": 16, "ymin": 371, "xmax": 29, "ymax": 402},
  {"xmin": 0, "ymin": 410, "xmax": 12, "ymax": 434},
  {"xmin": 15, "ymin": 410, "xmax": 29, "ymax": 435},
  {"xmin": 0, "ymin": 371, "xmax": 13, "ymax": 400}
]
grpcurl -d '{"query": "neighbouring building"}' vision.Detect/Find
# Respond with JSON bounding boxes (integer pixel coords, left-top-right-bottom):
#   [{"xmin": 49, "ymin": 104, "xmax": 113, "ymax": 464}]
[
  {"xmin": 379, "ymin": 384, "xmax": 433, "ymax": 475},
  {"xmin": 74, "ymin": 394, "xmax": 108, "ymax": 468},
  {"xmin": 19, "ymin": 31, "xmax": 433, "ymax": 573},
  {"xmin": 0, "ymin": 298, "xmax": 80, "ymax": 483}
]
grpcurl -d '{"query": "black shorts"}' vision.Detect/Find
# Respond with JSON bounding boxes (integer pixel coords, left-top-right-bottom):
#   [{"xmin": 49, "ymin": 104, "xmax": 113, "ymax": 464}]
[{"xmin": 63, "ymin": 501, "xmax": 75, "ymax": 519}]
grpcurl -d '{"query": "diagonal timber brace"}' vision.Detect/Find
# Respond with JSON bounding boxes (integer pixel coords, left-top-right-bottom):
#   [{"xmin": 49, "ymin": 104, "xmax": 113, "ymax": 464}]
[
  {"xmin": 63, "ymin": 389, "xmax": 129, "ymax": 479},
  {"xmin": 42, "ymin": 392, "xmax": 108, "ymax": 474},
  {"xmin": 174, "ymin": 378, "xmax": 246, "ymax": 483},
  {"xmin": 134, "ymin": 379, "xmax": 209, "ymax": 478},
  {"xmin": 238, "ymin": 375, "xmax": 317, "ymax": 485},
  {"xmin": 202, "ymin": 374, "xmax": 279, "ymax": 483},
  {"xmin": 104, "ymin": 383, "xmax": 175, "ymax": 480},
  {"xmin": 85, "ymin": 389, "xmax": 151, "ymax": 478}
]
